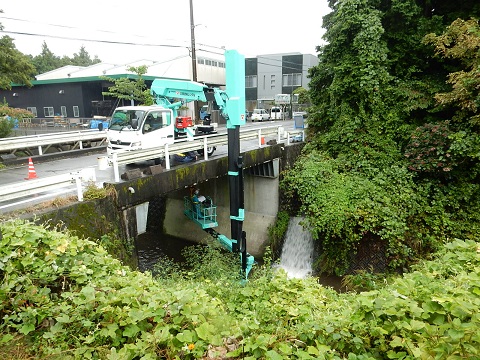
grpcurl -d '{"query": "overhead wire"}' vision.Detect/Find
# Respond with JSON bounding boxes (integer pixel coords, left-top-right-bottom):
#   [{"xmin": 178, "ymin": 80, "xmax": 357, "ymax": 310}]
[{"xmin": 1, "ymin": 15, "xmax": 316, "ymax": 72}]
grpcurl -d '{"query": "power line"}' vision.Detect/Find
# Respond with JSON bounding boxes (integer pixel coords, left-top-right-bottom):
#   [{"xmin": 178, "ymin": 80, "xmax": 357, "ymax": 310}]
[
  {"xmin": 1, "ymin": 20, "xmax": 315, "ymax": 73},
  {"xmin": 1, "ymin": 30, "xmax": 188, "ymax": 49},
  {"xmin": 0, "ymin": 15, "xmax": 188, "ymax": 45},
  {"xmin": 0, "ymin": 15, "xmax": 226, "ymax": 52}
]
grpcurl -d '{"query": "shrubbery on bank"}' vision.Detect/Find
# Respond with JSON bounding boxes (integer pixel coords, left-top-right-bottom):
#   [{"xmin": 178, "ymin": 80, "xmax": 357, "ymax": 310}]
[{"xmin": 1, "ymin": 220, "xmax": 479, "ymax": 359}]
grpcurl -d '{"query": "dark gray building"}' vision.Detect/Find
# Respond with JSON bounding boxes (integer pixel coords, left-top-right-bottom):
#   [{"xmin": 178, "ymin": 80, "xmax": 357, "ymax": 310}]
[{"xmin": 245, "ymin": 52, "xmax": 318, "ymax": 111}]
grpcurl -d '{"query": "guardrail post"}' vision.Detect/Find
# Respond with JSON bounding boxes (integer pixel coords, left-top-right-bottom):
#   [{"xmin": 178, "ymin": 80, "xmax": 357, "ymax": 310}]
[
  {"xmin": 79, "ymin": 141, "xmax": 83, "ymax": 150},
  {"xmin": 277, "ymin": 126, "xmax": 282, "ymax": 144},
  {"xmin": 165, "ymin": 145, "xmax": 171, "ymax": 170},
  {"xmin": 203, "ymin": 137, "xmax": 208, "ymax": 160},
  {"xmin": 38, "ymin": 145, "xmax": 43, "ymax": 155},
  {"xmin": 113, "ymin": 153, "xmax": 120, "ymax": 182},
  {"xmin": 286, "ymin": 132, "xmax": 291, "ymax": 145},
  {"xmin": 74, "ymin": 174, "xmax": 83, "ymax": 201}
]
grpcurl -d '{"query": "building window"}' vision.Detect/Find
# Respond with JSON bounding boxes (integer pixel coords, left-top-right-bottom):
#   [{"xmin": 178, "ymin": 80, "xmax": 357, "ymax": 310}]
[
  {"xmin": 245, "ymin": 75, "xmax": 257, "ymax": 88},
  {"xmin": 73, "ymin": 106, "xmax": 79, "ymax": 117},
  {"xmin": 27, "ymin": 107, "xmax": 37, "ymax": 117},
  {"xmin": 60, "ymin": 106, "xmax": 67, "ymax": 117},
  {"xmin": 205, "ymin": 59, "xmax": 212, "ymax": 66},
  {"xmin": 218, "ymin": 62, "xmax": 225, "ymax": 68},
  {"xmin": 271, "ymin": 74, "xmax": 276, "ymax": 89},
  {"xmin": 197, "ymin": 58, "xmax": 205, "ymax": 65},
  {"xmin": 44, "ymin": 107, "xmax": 54, "ymax": 117},
  {"xmin": 282, "ymin": 73, "xmax": 302, "ymax": 87}
]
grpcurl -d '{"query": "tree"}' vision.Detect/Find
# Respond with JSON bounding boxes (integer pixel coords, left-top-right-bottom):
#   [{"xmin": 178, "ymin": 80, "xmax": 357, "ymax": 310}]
[
  {"xmin": 30, "ymin": 41, "xmax": 63, "ymax": 74},
  {"xmin": 71, "ymin": 46, "xmax": 101, "ymax": 67},
  {"xmin": 293, "ymin": 87, "xmax": 309, "ymax": 106},
  {"xmin": 414, "ymin": 18, "xmax": 480, "ymax": 177},
  {"xmin": 101, "ymin": 65, "xmax": 153, "ymax": 105},
  {"xmin": 282, "ymin": 0, "xmax": 480, "ymax": 275},
  {"xmin": 425, "ymin": 18, "xmax": 480, "ymax": 125},
  {"xmin": 0, "ymin": 11, "xmax": 36, "ymax": 89},
  {"xmin": 29, "ymin": 43, "xmax": 102, "ymax": 74}
]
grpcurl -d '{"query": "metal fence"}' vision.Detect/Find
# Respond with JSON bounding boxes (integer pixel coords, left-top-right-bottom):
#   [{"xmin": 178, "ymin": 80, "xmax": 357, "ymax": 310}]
[{"xmin": 0, "ymin": 129, "xmax": 107, "ymax": 156}]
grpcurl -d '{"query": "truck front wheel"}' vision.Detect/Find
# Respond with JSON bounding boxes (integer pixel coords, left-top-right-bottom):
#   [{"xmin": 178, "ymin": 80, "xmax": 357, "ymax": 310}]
[{"xmin": 197, "ymin": 147, "xmax": 216, "ymax": 157}]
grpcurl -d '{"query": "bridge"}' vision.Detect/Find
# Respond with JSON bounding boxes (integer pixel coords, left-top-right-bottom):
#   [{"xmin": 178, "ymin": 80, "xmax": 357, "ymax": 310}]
[{"xmin": 0, "ymin": 121, "xmax": 305, "ymax": 260}]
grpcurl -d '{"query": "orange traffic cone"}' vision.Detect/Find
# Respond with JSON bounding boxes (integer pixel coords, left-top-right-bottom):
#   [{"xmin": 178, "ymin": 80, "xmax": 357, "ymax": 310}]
[{"xmin": 25, "ymin": 157, "xmax": 38, "ymax": 180}]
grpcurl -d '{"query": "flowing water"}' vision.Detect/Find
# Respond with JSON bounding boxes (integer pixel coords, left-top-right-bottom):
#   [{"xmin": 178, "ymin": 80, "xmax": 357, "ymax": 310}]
[
  {"xmin": 136, "ymin": 233, "xmax": 198, "ymax": 272},
  {"xmin": 278, "ymin": 217, "xmax": 315, "ymax": 279},
  {"xmin": 136, "ymin": 218, "xmax": 342, "ymax": 290}
]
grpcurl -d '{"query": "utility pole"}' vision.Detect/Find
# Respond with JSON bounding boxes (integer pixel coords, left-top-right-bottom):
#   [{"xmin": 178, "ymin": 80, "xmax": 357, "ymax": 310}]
[{"xmin": 189, "ymin": 0, "xmax": 199, "ymax": 122}]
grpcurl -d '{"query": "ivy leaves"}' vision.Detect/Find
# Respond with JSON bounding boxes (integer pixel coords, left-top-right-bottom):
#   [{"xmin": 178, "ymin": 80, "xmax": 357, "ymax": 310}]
[{"xmin": 1, "ymin": 221, "xmax": 480, "ymax": 358}]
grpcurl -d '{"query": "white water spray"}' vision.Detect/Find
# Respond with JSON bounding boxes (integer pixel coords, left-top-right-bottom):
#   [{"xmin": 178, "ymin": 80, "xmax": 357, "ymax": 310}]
[{"xmin": 278, "ymin": 217, "xmax": 315, "ymax": 279}]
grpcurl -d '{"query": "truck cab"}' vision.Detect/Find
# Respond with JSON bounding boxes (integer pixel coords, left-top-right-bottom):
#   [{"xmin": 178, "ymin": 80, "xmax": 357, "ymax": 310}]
[{"xmin": 107, "ymin": 105, "xmax": 175, "ymax": 154}]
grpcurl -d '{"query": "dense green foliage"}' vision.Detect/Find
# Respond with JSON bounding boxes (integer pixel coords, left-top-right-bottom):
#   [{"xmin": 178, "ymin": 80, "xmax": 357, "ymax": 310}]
[
  {"xmin": 282, "ymin": 0, "xmax": 480, "ymax": 274},
  {"xmin": 1, "ymin": 221, "xmax": 479, "ymax": 358},
  {"xmin": 101, "ymin": 65, "xmax": 154, "ymax": 106},
  {"xmin": 27, "ymin": 41, "xmax": 101, "ymax": 74},
  {"xmin": 1, "ymin": 13, "xmax": 100, "ymax": 83},
  {"xmin": 267, "ymin": 211, "xmax": 291, "ymax": 256},
  {"xmin": 0, "ymin": 11, "xmax": 36, "ymax": 89},
  {"xmin": 0, "ymin": 99, "xmax": 35, "ymax": 137}
]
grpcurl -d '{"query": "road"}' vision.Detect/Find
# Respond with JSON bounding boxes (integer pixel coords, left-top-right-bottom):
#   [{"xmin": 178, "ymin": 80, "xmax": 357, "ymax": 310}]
[{"xmin": 0, "ymin": 120, "xmax": 301, "ymax": 213}]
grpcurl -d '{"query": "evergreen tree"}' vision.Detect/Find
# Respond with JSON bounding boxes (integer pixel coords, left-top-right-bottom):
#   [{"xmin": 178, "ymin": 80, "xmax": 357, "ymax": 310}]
[
  {"xmin": 31, "ymin": 41, "xmax": 63, "ymax": 74},
  {"xmin": 30, "ymin": 43, "xmax": 101, "ymax": 74},
  {"xmin": 71, "ymin": 46, "xmax": 101, "ymax": 67}
]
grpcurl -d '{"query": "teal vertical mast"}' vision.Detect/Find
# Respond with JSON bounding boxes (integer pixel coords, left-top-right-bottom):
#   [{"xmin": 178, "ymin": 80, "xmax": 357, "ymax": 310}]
[{"xmin": 224, "ymin": 50, "xmax": 249, "ymax": 276}]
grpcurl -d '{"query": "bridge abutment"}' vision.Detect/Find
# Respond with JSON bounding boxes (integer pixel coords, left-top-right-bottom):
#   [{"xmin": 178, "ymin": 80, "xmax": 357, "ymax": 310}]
[{"xmin": 161, "ymin": 175, "xmax": 279, "ymax": 258}]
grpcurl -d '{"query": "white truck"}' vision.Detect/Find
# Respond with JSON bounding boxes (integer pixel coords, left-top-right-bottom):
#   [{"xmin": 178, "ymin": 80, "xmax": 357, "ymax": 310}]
[{"xmin": 106, "ymin": 79, "xmax": 232, "ymax": 159}]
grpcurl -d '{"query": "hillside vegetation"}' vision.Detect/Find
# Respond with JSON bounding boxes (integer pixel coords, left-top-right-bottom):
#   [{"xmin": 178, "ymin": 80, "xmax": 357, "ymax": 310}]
[{"xmin": 282, "ymin": 1, "xmax": 480, "ymax": 275}]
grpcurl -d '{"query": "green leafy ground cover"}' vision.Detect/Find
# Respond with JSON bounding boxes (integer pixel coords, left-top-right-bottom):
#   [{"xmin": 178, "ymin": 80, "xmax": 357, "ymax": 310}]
[{"xmin": 1, "ymin": 220, "xmax": 479, "ymax": 359}]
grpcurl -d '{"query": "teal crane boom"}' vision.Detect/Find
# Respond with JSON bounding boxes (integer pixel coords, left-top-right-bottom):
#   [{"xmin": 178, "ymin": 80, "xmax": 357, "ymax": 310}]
[
  {"xmin": 150, "ymin": 78, "xmax": 230, "ymax": 138},
  {"xmin": 181, "ymin": 49, "xmax": 254, "ymax": 278}
]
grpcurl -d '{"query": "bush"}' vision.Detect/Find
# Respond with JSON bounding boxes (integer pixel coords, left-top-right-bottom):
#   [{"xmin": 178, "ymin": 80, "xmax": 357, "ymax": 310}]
[
  {"xmin": 1, "ymin": 220, "xmax": 479, "ymax": 359},
  {"xmin": 0, "ymin": 104, "xmax": 35, "ymax": 138},
  {"xmin": 0, "ymin": 117, "xmax": 15, "ymax": 138}
]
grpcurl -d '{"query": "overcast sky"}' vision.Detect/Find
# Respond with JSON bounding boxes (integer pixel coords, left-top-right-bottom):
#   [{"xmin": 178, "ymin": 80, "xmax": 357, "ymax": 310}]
[{"xmin": 1, "ymin": 0, "xmax": 330, "ymax": 65}]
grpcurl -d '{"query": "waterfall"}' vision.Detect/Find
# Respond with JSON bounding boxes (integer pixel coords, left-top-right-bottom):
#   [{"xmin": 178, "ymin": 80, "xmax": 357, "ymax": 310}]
[{"xmin": 278, "ymin": 217, "xmax": 315, "ymax": 279}]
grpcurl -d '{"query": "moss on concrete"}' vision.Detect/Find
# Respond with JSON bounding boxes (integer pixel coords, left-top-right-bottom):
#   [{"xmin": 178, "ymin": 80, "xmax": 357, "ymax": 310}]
[{"xmin": 32, "ymin": 198, "xmax": 137, "ymax": 269}]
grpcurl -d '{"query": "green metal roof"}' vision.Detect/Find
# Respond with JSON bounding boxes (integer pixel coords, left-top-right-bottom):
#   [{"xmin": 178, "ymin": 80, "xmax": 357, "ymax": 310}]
[
  {"xmin": 12, "ymin": 74, "xmax": 189, "ymax": 87},
  {"xmin": 31, "ymin": 74, "xmax": 162, "ymax": 85}
]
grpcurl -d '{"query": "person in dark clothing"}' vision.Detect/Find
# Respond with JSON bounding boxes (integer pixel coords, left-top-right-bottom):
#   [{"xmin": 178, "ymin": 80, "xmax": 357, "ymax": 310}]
[{"xmin": 174, "ymin": 151, "xmax": 198, "ymax": 163}]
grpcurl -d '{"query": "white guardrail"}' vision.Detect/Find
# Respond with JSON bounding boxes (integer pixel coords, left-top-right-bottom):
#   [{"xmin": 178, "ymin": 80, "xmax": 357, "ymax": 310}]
[
  {"xmin": 0, "ymin": 125, "xmax": 304, "ymax": 210},
  {"xmin": 0, "ymin": 168, "xmax": 96, "ymax": 212},
  {"xmin": 107, "ymin": 125, "xmax": 305, "ymax": 182},
  {"xmin": 0, "ymin": 130, "xmax": 107, "ymax": 155}
]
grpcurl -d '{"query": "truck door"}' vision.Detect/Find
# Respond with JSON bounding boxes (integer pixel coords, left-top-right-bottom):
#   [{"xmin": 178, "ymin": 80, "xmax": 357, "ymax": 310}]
[{"xmin": 141, "ymin": 110, "xmax": 174, "ymax": 147}]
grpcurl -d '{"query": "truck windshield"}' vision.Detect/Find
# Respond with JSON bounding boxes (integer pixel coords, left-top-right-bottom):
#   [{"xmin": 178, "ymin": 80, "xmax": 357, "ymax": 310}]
[{"xmin": 109, "ymin": 110, "xmax": 145, "ymax": 130}]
